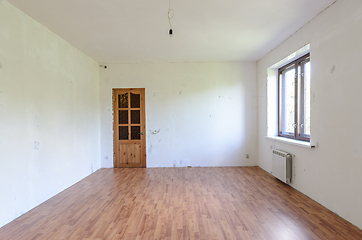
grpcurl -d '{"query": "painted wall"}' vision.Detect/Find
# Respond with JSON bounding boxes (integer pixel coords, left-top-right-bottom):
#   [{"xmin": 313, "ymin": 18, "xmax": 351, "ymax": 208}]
[
  {"xmin": 100, "ymin": 62, "xmax": 257, "ymax": 168},
  {"xmin": 257, "ymin": 0, "xmax": 362, "ymax": 229},
  {"xmin": 0, "ymin": 1, "xmax": 101, "ymax": 227}
]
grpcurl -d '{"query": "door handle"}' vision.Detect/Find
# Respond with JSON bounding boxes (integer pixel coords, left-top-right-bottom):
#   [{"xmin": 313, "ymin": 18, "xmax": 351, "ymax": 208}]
[{"xmin": 141, "ymin": 132, "xmax": 144, "ymax": 135}]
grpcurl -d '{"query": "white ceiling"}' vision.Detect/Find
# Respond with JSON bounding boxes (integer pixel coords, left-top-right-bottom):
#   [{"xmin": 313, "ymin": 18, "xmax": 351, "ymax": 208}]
[{"xmin": 8, "ymin": 0, "xmax": 336, "ymax": 63}]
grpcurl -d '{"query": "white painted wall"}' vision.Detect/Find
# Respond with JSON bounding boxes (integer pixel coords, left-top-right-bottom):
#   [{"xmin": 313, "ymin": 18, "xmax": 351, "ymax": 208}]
[
  {"xmin": 0, "ymin": 1, "xmax": 101, "ymax": 227},
  {"xmin": 257, "ymin": 0, "xmax": 362, "ymax": 229},
  {"xmin": 100, "ymin": 62, "xmax": 257, "ymax": 168}
]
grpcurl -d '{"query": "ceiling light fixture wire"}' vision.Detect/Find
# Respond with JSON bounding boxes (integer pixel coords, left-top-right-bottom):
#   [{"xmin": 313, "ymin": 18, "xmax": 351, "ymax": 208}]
[{"xmin": 168, "ymin": 0, "xmax": 174, "ymax": 36}]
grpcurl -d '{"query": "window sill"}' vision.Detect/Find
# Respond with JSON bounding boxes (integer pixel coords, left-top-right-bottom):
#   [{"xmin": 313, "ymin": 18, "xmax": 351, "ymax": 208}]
[{"xmin": 266, "ymin": 136, "xmax": 315, "ymax": 148}]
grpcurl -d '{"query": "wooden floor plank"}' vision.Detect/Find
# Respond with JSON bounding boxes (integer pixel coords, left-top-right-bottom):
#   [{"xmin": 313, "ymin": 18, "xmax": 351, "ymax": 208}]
[{"xmin": 0, "ymin": 167, "xmax": 362, "ymax": 239}]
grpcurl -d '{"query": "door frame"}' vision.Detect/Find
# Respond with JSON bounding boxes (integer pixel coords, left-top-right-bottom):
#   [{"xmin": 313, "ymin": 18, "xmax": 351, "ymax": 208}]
[{"xmin": 112, "ymin": 88, "xmax": 146, "ymax": 168}]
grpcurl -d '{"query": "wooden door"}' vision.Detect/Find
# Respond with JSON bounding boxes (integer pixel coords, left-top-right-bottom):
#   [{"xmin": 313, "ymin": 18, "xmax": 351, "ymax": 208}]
[{"xmin": 113, "ymin": 88, "xmax": 146, "ymax": 168}]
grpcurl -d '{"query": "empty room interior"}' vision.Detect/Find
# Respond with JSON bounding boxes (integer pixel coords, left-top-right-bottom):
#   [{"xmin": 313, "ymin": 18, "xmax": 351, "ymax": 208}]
[{"xmin": 1, "ymin": 0, "xmax": 362, "ymax": 239}]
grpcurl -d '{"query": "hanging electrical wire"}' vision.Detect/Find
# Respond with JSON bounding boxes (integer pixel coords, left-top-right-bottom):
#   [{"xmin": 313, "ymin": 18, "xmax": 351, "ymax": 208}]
[{"xmin": 168, "ymin": 0, "xmax": 174, "ymax": 38}]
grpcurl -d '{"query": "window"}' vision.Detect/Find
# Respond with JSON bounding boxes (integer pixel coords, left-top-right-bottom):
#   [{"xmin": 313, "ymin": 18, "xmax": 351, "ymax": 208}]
[{"xmin": 278, "ymin": 53, "xmax": 310, "ymax": 142}]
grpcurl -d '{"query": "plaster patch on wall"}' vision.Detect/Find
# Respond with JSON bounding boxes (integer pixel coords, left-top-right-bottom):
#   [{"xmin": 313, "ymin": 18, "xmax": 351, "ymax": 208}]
[
  {"xmin": 34, "ymin": 141, "xmax": 40, "ymax": 150},
  {"xmin": 177, "ymin": 158, "xmax": 190, "ymax": 167},
  {"xmin": 330, "ymin": 65, "xmax": 336, "ymax": 74},
  {"xmin": 150, "ymin": 129, "xmax": 160, "ymax": 134},
  {"xmin": 149, "ymin": 145, "xmax": 153, "ymax": 154}
]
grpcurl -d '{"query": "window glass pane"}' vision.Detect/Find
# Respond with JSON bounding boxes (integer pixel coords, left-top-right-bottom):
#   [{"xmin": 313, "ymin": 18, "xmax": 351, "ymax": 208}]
[
  {"xmin": 131, "ymin": 110, "xmax": 140, "ymax": 124},
  {"xmin": 118, "ymin": 93, "xmax": 128, "ymax": 108},
  {"xmin": 278, "ymin": 53, "xmax": 310, "ymax": 141},
  {"xmin": 119, "ymin": 110, "xmax": 128, "ymax": 124},
  {"xmin": 131, "ymin": 93, "xmax": 140, "ymax": 108},
  {"xmin": 281, "ymin": 68, "xmax": 295, "ymax": 135},
  {"xmin": 119, "ymin": 126, "xmax": 128, "ymax": 140},
  {"xmin": 131, "ymin": 126, "xmax": 141, "ymax": 140},
  {"xmin": 303, "ymin": 61, "xmax": 311, "ymax": 135}
]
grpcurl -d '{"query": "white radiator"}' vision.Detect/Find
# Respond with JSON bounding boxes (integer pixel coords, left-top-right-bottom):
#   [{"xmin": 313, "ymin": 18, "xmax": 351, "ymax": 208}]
[{"xmin": 272, "ymin": 149, "xmax": 292, "ymax": 184}]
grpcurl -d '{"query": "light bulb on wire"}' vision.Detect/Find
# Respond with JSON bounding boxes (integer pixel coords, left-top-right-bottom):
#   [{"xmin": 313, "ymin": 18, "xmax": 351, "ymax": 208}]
[{"xmin": 168, "ymin": 0, "xmax": 174, "ymax": 39}]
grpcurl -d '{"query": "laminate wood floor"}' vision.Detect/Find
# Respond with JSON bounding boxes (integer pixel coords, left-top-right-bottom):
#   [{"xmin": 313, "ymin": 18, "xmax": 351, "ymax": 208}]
[{"xmin": 0, "ymin": 167, "xmax": 361, "ymax": 240}]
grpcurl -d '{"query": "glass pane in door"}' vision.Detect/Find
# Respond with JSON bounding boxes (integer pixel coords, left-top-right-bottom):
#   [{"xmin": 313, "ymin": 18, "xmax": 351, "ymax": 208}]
[
  {"xmin": 118, "ymin": 93, "xmax": 128, "ymax": 108},
  {"xmin": 131, "ymin": 110, "xmax": 140, "ymax": 124},
  {"xmin": 131, "ymin": 93, "xmax": 140, "ymax": 108},
  {"xmin": 131, "ymin": 126, "xmax": 141, "ymax": 140},
  {"xmin": 119, "ymin": 126, "xmax": 129, "ymax": 140},
  {"xmin": 119, "ymin": 110, "xmax": 128, "ymax": 124}
]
